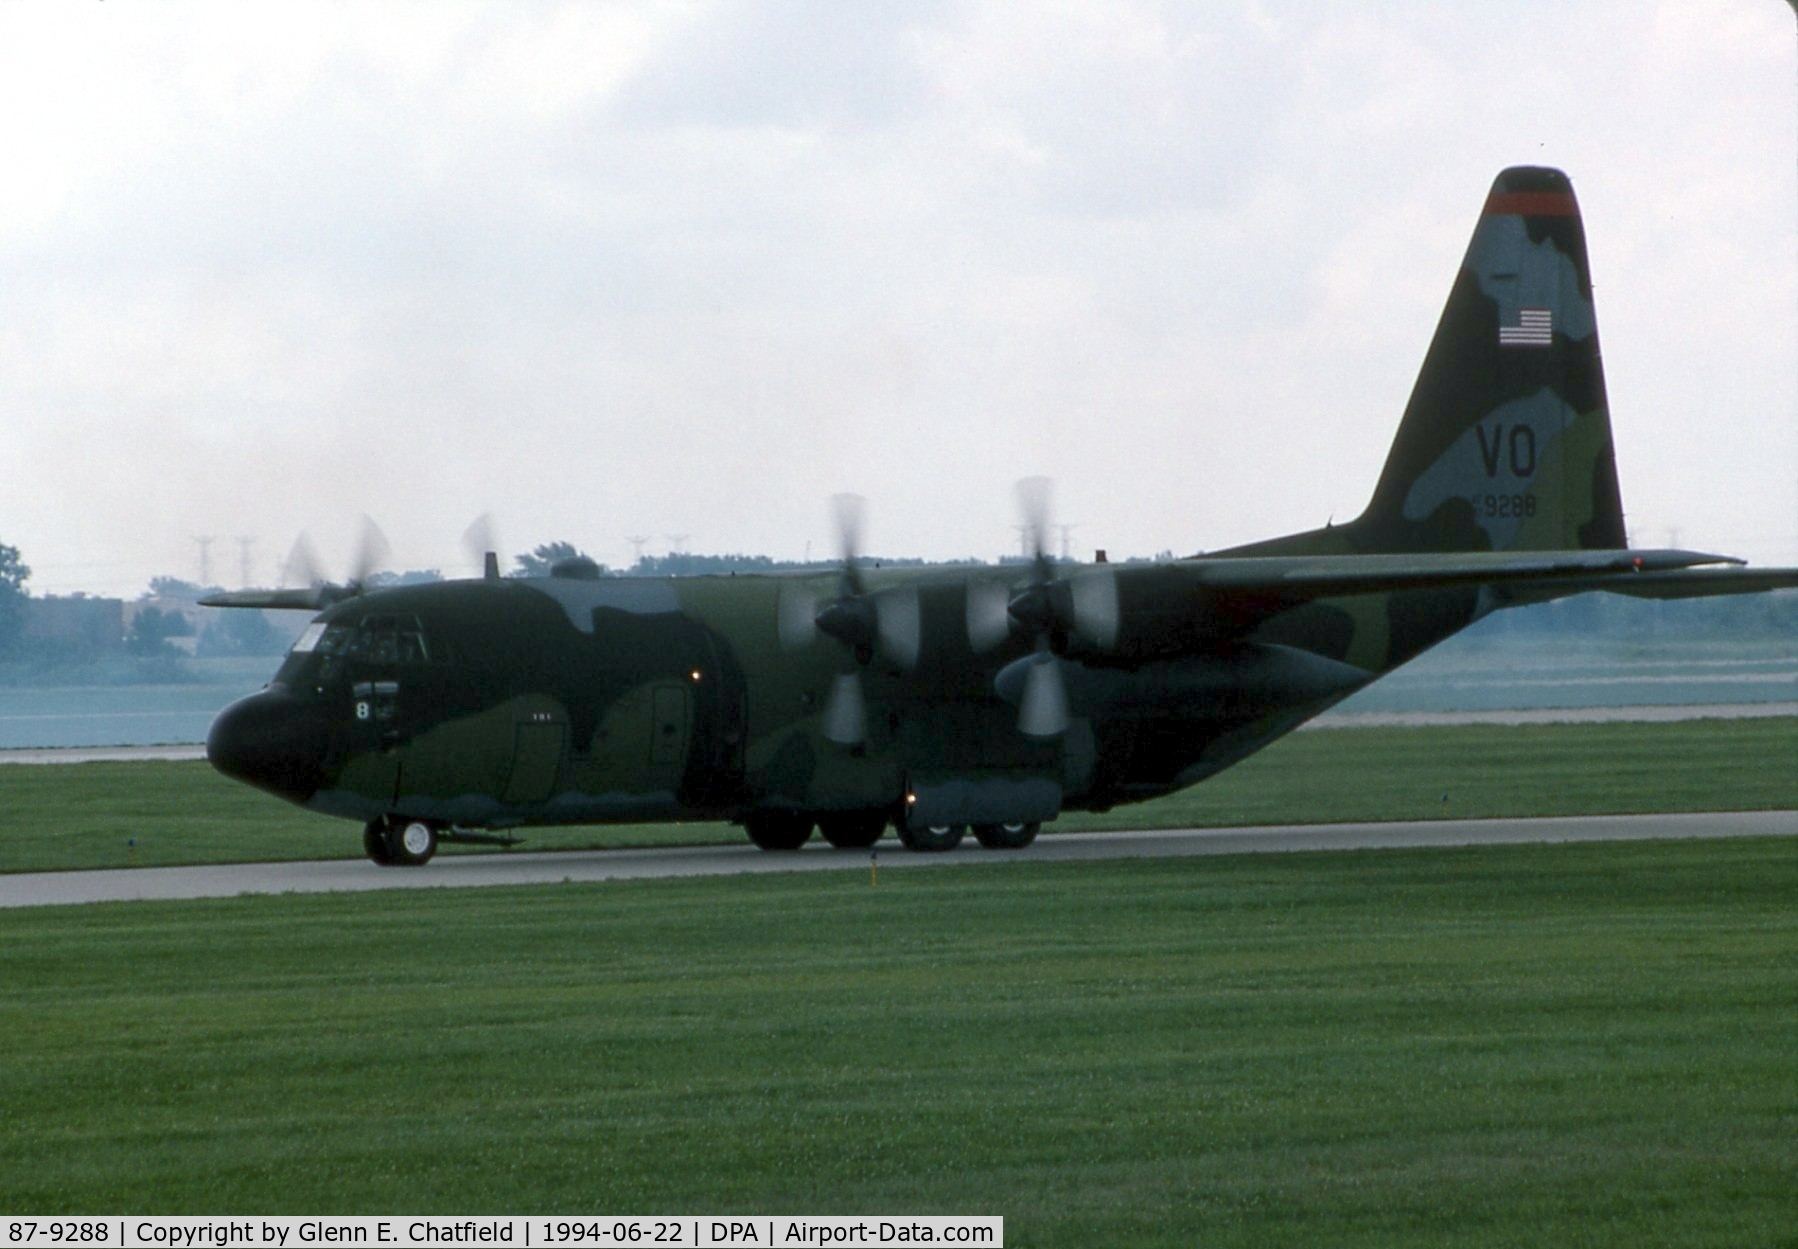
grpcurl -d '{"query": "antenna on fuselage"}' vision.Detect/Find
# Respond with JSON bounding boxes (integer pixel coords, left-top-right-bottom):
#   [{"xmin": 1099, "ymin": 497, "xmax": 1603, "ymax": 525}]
[{"xmin": 462, "ymin": 513, "xmax": 504, "ymax": 581}]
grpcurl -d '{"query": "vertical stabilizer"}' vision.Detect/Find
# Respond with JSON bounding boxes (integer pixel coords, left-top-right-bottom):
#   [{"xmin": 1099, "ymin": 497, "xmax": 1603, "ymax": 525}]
[{"xmin": 1352, "ymin": 166, "xmax": 1626, "ymax": 553}]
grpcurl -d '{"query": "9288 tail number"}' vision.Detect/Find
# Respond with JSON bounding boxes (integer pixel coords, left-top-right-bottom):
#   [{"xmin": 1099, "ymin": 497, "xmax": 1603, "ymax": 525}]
[{"xmin": 1471, "ymin": 492, "xmax": 1536, "ymax": 519}]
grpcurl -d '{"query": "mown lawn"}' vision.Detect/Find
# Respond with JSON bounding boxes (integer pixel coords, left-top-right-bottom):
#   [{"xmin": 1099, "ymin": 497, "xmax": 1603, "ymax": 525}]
[
  {"xmin": 3, "ymin": 717, "xmax": 1794, "ymax": 872},
  {"xmin": 1, "ymin": 837, "xmax": 1793, "ymax": 1247}
]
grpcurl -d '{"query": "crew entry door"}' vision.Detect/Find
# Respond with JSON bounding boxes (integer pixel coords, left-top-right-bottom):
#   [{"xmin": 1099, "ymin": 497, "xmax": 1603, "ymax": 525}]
[{"xmin": 504, "ymin": 712, "xmax": 567, "ymax": 806}]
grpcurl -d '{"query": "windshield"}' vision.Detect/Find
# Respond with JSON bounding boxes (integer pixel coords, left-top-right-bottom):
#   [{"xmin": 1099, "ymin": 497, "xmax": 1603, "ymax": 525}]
[
  {"xmin": 290, "ymin": 621, "xmax": 329, "ymax": 654},
  {"xmin": 350, "ymin": 614, "xmax": 431, "ymax": 664},
  {"xmin": 277, "ymin": 614, "xmax": 435, "ymax": 686}
]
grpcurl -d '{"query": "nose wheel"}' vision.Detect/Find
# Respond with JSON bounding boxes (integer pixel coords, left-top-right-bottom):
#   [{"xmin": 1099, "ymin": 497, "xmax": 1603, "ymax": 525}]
[{"xmin": 364, "ymin": 818, "xmax": 439, "ymax": 867}]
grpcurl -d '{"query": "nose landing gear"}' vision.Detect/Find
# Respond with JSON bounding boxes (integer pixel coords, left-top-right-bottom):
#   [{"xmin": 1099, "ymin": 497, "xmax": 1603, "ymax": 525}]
[{"xmin": 364, "ymin": 817, "xmax": 439, "ymax": 867}]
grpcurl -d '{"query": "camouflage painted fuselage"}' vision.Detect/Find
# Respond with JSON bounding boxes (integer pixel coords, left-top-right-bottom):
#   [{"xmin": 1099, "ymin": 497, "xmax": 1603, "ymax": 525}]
[{"xmin": 230, "ymin": 560, "xmax": 1391, "ymax": 833}]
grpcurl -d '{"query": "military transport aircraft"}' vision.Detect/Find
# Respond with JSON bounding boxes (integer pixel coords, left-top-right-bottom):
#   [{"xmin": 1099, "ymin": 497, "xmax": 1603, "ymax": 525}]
[{"xmin": 204, "ymin": 166, "xmax": 1798, "ymax": 866}]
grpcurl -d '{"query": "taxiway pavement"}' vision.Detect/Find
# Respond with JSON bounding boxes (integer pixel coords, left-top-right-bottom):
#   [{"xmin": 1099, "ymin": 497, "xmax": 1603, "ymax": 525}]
[{"xmin": 2, "ymin": 810, "xmax": 1792, "ymax": 909}]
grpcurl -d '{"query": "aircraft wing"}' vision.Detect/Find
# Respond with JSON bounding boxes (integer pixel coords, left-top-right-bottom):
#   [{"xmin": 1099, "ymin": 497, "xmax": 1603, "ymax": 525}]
[
  {"xmin": 1030, "ymin": 547, "xmax": 1792, "ymax": 663},
  {"xmin": 1185, "ymin": 547, "xmax": 1761, "ymax": 598},
  {"xmin": 1042, "ymin": 548, "xmax": 1795, "ymax": 659},
  {"xmin": 199, "ymin": 587, "xmax": 338, "ymax": 611}
]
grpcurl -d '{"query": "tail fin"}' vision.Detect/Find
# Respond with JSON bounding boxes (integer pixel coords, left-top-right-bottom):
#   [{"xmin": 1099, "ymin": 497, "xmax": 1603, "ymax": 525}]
[{"xmin": 1350, "ymin": 166, "xmax": 1627, "ymax": 553}]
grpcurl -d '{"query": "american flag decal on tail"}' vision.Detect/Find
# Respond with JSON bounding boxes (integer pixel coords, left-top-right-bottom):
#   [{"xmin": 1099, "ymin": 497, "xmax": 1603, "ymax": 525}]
[{"xmin": 1499, "ymin": 307, "xmax": 1553, "ymax": 347}]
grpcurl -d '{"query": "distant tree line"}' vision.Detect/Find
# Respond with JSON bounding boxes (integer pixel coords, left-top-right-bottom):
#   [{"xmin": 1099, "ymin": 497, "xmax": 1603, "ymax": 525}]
[
  {"xmin": 0, "ymin": 541, "xmax": 28, "ymax": 663},
  {"xmin": 503, "ymin": 542, "xmax": 952, "ymax": 579},
  {"xmin": 2, "ymin": 533, "xmax": 1794, "ymax": 683},
  {"xmin": 1475, "ymin": 585, "xmax": 1798, "ymax": 640}
]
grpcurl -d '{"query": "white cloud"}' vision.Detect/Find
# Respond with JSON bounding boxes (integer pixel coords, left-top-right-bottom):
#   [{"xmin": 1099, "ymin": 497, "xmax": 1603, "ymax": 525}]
[{"xmin": 1, "ymin": 0, "xmax": 1794, "ymax": 596}]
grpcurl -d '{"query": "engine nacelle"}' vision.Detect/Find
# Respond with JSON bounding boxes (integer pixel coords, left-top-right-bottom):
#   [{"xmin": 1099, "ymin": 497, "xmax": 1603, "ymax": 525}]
[{"xmin": 995, "ymin": 641, "xmax": 1370, "ymax": 719}]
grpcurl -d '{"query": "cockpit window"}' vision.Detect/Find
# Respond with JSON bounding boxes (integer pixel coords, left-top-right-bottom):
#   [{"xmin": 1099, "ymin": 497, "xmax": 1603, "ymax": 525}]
[
  {"xmin": 291, "ymin": 622, "xmax": 328, "ymax": 654},
  {"xmin": 317, "ymin": 624, "xmax": 356, "ymax": 656},
  {"xmin": 297, "ymin": 622, "xmax": 356, "ymax": 658},
  {"xmin": 289, "ymin": 620, "xmax": 356, "ymax": 658},
  {"xmin": 350, "ymin": 614, "xmax": 431, "ymax": 665},
  {"xmin": 284, "ymin": 614, "xmax": 435, "ymax": 686}
]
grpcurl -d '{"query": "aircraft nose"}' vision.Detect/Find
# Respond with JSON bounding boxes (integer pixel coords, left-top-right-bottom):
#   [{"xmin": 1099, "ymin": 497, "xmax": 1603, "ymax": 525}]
[{"xmin": 206, "ymin": 686, "xmax": 330, "ymax": 805}]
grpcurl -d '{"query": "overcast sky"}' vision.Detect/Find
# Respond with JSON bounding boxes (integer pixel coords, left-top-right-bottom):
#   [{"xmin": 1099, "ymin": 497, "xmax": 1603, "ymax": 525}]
[{"xmin": 4, "ymin": 0, "xmax": 1795, "ymax": 597}]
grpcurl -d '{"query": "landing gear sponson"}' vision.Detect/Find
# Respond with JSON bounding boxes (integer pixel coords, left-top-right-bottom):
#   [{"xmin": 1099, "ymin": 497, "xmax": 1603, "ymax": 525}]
[
  {"xmin": 355, "ymin": 812, "xmax": 1041, "ymax": 864},
  {"xmin": 740, "ymin": 812, "xmax": 1042, "ymax": 853}
]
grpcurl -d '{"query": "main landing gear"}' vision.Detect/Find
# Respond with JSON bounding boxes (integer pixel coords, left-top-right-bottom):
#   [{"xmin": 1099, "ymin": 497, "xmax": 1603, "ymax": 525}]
[
  {"xmin": 742, "ymin": 810, "xmax": 892, "ymax": 851},
  {"xmin": 897, "ymin": 822, "xmax": 964, "ymax": 852},
  {"xmin": 819, "ymin": 811, "xmax": 886, "ymax": 849},
  {"xmin": 972, "ymin": 821, "xmax": 1041, "ymax": 850},
  {"xmin": 742, "ymin": 811, "xmax": 814, "ymax": 851},
  {"xmin": 891, "ymin": 822, "xmax": 1040, "ymax": 851}
]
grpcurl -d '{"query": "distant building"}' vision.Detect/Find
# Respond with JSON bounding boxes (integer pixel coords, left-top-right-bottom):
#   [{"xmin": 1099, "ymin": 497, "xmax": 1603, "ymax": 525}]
[{"xmin": 24, "ymin": 595, "xmax": 126, "ymax": 656}]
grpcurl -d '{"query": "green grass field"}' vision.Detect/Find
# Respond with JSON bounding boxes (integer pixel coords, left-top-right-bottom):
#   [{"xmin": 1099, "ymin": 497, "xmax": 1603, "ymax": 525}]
[
  {"xmin": 3, "ymin": 717, "xmax": 1795, "ymax": 873},
  {"xmin": 1, "ymin": 838, "xmax": 1793, "ymax": 1246},
  {"xmin": 2, "ymin": 719, "xmax": 1793, "ymax": 1242}
]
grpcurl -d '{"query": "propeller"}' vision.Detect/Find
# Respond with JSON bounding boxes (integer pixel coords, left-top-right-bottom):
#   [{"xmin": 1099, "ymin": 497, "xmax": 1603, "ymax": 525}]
[
  {"xmin": 1009, "ymin": 478, "xmax": 1070, "ymax": 737},
  {"xmin": 277, "ymin": 516, "xmax": 391, "ymax": 607},
  {"xmin": 280, "ymin": 532, "xmax": 326, "ymax": 596},
  {"xmin": 200, "ymin": 516, "xmax": 429, "ymax": 611},
  {"xmin": 779, "ymin": 494, "xmax": 922, "ymax": 746},
  {"xmin": 347, "ymin": 515, "xmax": 392, "ymax": 589},
  {"xmin": 1015, "ymin": 646, "xmax": 1071, "ymax": 738},
  {"xmin": 979, "ymin": 478, "xmax": 1121, "ymax": 738},
  {"xmin": 964, "ymin": 577, "xmax": 1014, "ymax": 654}
]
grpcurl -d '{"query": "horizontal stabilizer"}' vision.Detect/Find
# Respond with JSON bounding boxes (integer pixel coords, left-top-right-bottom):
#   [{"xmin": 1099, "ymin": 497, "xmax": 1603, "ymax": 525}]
[{"xmin": 1504, "ymin": 564, "xmax": 1798, "ymax": 603}]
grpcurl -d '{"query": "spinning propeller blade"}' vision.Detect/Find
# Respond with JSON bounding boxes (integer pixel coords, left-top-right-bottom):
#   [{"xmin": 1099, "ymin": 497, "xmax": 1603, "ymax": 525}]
[
  {"xmin": 283, "ymin": 533, "xmax": 326, "ymax": 593},
  {"xmin": 1016, "ymin": 645, "xmax": 1071, "ymax": 739},
  {"xmin": 348, "ymin": 516, "xmax": 391, "ymax": 589},
  {"xmin": 278, "ymin": 517, "xmax": 391, "ymax": 607},
  {"xmin": 1067, "ymin": 565, "xmax": 1121, "ymax": 652},
  {"xmin": 777, "ymin": 583, "xmax": 821, "ymax": 651},
  {"xmin": 965, "ymin": 578, "xmax": 1014, "ymax": 654},
  {"xmin": 875, "ymin": 585, "xmax": 921, "ymax": 670},
  {"xmin": 783, "ymin": 493, "xmax": 926, "ymax": 746},
  {"xmin": 821, "ymin": 673, "xmax": 868, "ymax": 747},
  {"xmin": 1005, "ymin": 477, "xmax": 1070, "ymax": 736}
]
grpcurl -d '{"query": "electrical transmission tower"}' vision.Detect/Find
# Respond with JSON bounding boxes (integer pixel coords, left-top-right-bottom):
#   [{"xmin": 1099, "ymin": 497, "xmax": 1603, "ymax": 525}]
[{"xmin": 193, "ymin": 535, "xmax": 216, "ymax": 587}]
